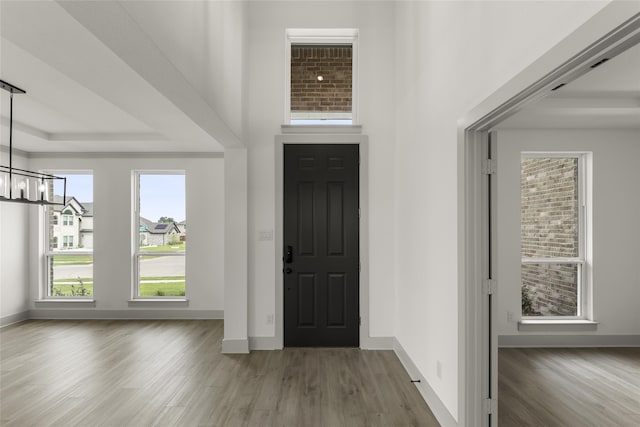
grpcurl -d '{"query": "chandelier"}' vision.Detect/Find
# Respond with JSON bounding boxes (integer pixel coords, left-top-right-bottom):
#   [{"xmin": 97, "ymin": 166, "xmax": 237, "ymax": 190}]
[{"xmin": 0, "ymin": 79, "xmax": 66, "ymax": 205}]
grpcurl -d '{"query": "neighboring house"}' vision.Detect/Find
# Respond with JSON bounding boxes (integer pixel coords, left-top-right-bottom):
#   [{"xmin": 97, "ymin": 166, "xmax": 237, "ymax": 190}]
[
  {"xmin": 51, "ymin": 195, "xmax": 93, "ymax": 250},
  {"xmin": 139, "ymin": 217, "xmax": 181, "ymax": 246},
  {"xmin": 177, "ymin": 221, "xmax": 186, "ymax": 241}
]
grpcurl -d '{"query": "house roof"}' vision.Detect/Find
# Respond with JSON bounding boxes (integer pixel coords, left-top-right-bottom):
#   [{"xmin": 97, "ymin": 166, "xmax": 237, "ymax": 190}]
[
  {"xmin": 53, "ymin": 196, "xmax": 93, "ymax": 217},
  {"xmin": 82, "ymin": 202, "xmax": 94, "ymax": 217},
  {"xmin": 139, "ymin": 217, "xmax": 180, "ymax": 235}
]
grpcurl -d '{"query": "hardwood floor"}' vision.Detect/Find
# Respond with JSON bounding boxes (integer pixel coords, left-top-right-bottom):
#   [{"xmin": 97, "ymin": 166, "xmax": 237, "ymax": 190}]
[
  {"xmin": 0, "ymin": 320, "xmax": 439, "ymax": 427},
  {"xmin": 499, "ymin": 347, "xmax": 640, "ymax": 427}
]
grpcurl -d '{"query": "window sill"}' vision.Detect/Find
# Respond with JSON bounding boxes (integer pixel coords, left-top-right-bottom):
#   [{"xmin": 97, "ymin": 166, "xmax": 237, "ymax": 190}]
[
  {"xmin": 128, "ymin": 299, "xmax": 189, "ymax": 308},
  {"xmin": 518, "ymin": 319, "xmax": 599, "ymax": 332},
  {"xmin": 34, "ymin": 299, "xmax": 96, "ymax": 308},
  {"xmin": 281, "ymin": 124, "xmax": 362, "ymax": 134}
]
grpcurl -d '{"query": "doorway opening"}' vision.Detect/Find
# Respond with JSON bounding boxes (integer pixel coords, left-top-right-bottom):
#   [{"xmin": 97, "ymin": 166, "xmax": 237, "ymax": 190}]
[{"xmin": 463, "ymin": 10, "xmax": 640, "ymax": 427}]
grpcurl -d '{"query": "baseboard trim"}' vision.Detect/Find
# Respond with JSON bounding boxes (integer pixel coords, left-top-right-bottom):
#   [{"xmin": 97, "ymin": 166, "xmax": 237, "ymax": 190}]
[
  {"xmin": 0, "ymin": 310, "xmax": 30, "ymax": 328},
  {"xmin": 249, "ymin": 336, "xmax": 280, "ymax": 350},
  {"xmin": 361, "ymin": 336, "xmax": 394, "ymax": 350},
  {"xmin": 28, "ymin": 309, "xmax": 224, "ymax": 320},
  {"xmin": 393, "ymin": 338, "xmax": 458, "ymax": 427},
  {"xmin": 222, "ymin": 338, "xmax": 250, "ymax": 354},
  {"xmin": 499, "ymin": 334, "xmax": 640, "ymax": 347}
]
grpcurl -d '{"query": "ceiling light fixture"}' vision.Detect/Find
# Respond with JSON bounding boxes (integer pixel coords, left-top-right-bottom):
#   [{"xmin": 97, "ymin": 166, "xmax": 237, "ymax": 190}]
[{"xmin": 0, "ymin": 79, "xmax": 66, "ymax": 205}]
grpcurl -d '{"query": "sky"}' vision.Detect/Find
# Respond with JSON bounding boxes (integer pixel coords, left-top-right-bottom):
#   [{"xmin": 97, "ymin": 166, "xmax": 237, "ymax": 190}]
[
  {"xmin": 139, "ymin": 174, "xmax": 185, "ymax": 223},
  {"xmin": 55, "ymin": 173, "xmax": 186, "ymax": 223}
]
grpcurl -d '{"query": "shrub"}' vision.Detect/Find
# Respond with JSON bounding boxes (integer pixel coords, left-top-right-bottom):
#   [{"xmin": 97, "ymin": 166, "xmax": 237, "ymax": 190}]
[
  {"xmin": 522, "ymin": 286, "xmax": 535, "ymax": 315},
  {"xmin": 70, "ymin": 277, "xmax": 91, "ymax": 296}
]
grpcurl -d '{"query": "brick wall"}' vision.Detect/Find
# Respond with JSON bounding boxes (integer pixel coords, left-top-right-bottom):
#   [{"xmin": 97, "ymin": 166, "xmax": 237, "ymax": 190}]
[
  {"xmin": 290, "ymin": 45, "xmax": 352, "ymax": 113},
  {"xmin": 521, "ymin": 157, "xmax": 579, "ymax": 316}
]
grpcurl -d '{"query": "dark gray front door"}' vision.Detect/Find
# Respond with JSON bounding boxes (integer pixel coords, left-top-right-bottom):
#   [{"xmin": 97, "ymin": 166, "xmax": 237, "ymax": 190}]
[{"xmin": 283, "ymin": 144, "xmax": 359, "ymax": 347}]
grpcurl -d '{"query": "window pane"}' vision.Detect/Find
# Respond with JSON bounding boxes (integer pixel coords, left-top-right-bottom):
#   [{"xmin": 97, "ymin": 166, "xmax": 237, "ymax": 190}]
[
  {"xmin": 521, "ymin": 157, "xmax": 578, "ymax": 258},
  {"xmin": 137, "ymin": 173, "xmax": 186, "ymax": 297},
  {"xmin": 46, "ymin": 174, "xmax": 93, "ymax": 298},
  {"xmin": 522, "ymin": 263, "xmax": 578, "ymax": 316},
  {"xmin": 291, "ymin": 44, "xmax": 352, "ymax": 123},
  {"xmin": 48, "ymin": 255, "xmax": 94, "ymax": 297},
  {"xmin": 49, "ymin": 174, "xmax": 94, "ymax": 252},
  {"xmin": 138, "ymin": 174, "xmax": 186, "ymax": 255},
  {"xmin": 138, "ymin": 255, "xmax": 185, "ymax": 296}
]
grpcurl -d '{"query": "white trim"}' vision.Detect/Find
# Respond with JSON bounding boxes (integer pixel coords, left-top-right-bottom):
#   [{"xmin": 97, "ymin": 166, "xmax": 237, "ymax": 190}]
[
  {"xmin": 222, "ymin": 338, "xmax": 250, "ymax": 354},
  {"xmin": 249, "ymin": 336, "xmax": 280, "ymax": 350},
  {"xmin": 499, "ymin": 334, "xmax": 640, "ymax": 347},
  {"xmin": 290, "ymin": 112, "xmax": 351, "ymax": 120},
  {"xmin": 0, "ymin": 311, "xmax": 30, "ymax": 328},
  {"xmin": 274, "ymin": 134, "xmax": 369, "ymax": 350},
  {"xmin": 361, "ymin": 336, "xmax": 394, "ymax": 350},
  {"xmin": 28, "ymin": 309, "xmax": 223, "ymax": 319},
  {"xmin": 127, "ymin": 299, "xmax": 189, "ymax": 307},
  {"xmin": 35, "ymin": 299, "xmax": 96, "ymax": 308},
  {"xmin": 518, "ymin": 319, "xmax": 599, "ymax": 332},
  {"xmin": 460, "ymin": 5, "xmax": 640, "ymax": 426},
  {"xmin": 280, "ymin": 125, "xmax": 363, "ymax": 134},
  {"xmin": 521, "ymin": 258, "xmax": 584, "ymax": 264},
  {"xmin": 284, "ymin": 28, "xmax": 359, "ymax": 125},
  {"xmin": 394, "ymin": 338, "xmax": 458, "ymax": 427},
  {"xmin": 29, "ymin": 152, "xmax": 224, "ymax": 159},
  {"xmin": 457, "ymin": 128, "xmax": 489, "ymax": 426}
]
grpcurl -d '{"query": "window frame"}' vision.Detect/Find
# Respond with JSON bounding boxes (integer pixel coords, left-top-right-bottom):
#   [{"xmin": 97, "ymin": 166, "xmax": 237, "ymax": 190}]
[
  {"xmin": 62, "ymin": 212, "xmax": 73, "ymax": 226},
  {"xmin": 521, "ymin": 152, "xmax": 591, "ymax": 320},
  {"xmin": 42, "ymin": 171, "xmax": 94, "ymax": 299},
  {"xmin": 132, "ymin": 170, "xmax": 187, "ymax": 299},
  {"xmin": 284, "ymin": 28, "xmax": 359, "ymax": 126}
]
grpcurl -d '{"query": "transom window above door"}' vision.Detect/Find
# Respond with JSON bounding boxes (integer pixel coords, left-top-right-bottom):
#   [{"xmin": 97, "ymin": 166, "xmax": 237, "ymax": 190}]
[{"xmin": 285, "ymin": 29, "xmax": 358, "ymax": 125}]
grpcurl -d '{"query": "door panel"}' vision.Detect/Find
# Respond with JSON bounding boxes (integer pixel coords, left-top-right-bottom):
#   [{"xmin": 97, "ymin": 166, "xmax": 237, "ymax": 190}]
[
  {"xmin": 297, "ymin": 273, "xmax": 317, "ymax": 327},
  {"xmin": 284, "ymin": 144, "xmax": 359, "ymax": 347}
]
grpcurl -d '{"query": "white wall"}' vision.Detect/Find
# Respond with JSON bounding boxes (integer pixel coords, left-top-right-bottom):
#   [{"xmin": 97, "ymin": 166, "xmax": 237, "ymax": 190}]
[
  {"xmin": 119, "ymin": 1, "xmax": 248, "ymax": 142},
  {"xmin": 245, "ymin": 1, "xmax": 397, "ymax": 340},
  {"xmin": 393, "ymin": 1, "xmax": 609, "ymax": 422},
  {"xmin": 496, "ymin": 129, "xmax": 640, "ymax": 337},
  {"xmin": 0, "ymin": 150, "xmax": 31, "ymax": 325},
  {"xmin": 25, "ymin": 155, "xmax": 224, "ymax": 315}
]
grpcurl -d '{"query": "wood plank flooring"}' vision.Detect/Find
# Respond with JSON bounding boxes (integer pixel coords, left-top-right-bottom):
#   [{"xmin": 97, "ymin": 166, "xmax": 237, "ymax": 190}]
[
  {"xmin": 0, "ymin": 320, "xmax": 439, "ymax": 427},
  {"xmin": 499, "ymin": 347, "xmax": 640, "ymax": 427}
]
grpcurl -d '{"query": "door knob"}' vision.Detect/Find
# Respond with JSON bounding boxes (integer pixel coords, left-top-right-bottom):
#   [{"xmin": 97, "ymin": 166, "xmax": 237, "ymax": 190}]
[{"xmin": 285, "ymin": 268, "xmax": 293, "ymax": 274}]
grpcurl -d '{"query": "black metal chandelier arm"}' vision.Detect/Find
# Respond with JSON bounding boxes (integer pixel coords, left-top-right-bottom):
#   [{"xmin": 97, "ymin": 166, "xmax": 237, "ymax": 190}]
[{"xmin": 1, "ymin": 78, "xmax": 66, "ymax": 206}]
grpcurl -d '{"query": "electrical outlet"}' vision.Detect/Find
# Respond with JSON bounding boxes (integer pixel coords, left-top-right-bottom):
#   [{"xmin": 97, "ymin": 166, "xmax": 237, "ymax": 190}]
[
  {"xmin": 258, "ymin": 230, "xmax": 273, "ymax": 241},
  {"xmin": 436, "ymin": 361, "xmax": 442, "ymax": 379},
  {"xmin": 266, "ymin": 314, "xmax": 274, "ymax": 325},
  {"xmin": 507, "ymin": 311, "xmax": 514, "ymax": 322}
]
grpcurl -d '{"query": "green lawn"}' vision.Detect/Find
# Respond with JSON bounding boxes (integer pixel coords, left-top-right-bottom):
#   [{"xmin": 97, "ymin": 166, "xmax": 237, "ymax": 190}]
[
  {"xmin": 139, "ymin": 243, "xmax": 186, "ymax": 253},
  {"xmin": 50, "ymin": 244, "xmax": 185, "ymax": 267},
  {"xmin": 140, "ymin": 278, "xmax": 186, "ymax": 296},
  {"xmin": 53, "ymin": 255, "xmax": 93, "ymax": 265},
  {"xmin": 52, "ymin": 276, "xmax": 185, "ymax": 297}
]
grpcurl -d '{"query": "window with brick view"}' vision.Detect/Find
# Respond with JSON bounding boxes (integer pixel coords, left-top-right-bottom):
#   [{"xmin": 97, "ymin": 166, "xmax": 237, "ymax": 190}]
[
  {"xmin": 520, "ymin": 155, "xmax": 586, "ymax": 318},
  {"xmin": 290, "ymin": 44, "xmax": 352, "ymax": 124}
]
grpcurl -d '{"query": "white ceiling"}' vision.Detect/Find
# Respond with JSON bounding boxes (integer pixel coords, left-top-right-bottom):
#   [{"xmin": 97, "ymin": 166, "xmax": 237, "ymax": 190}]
[
  {"xmin": 497, "ymin": 40, "xmax": 640, "ymax": 129},
  {"xmin": 0, "ymin": 0, "xmax": 242, "ymax": 153},
  {"xmin": 3, "ymin": 2, "xmax": 637, "ymax": 153}
]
